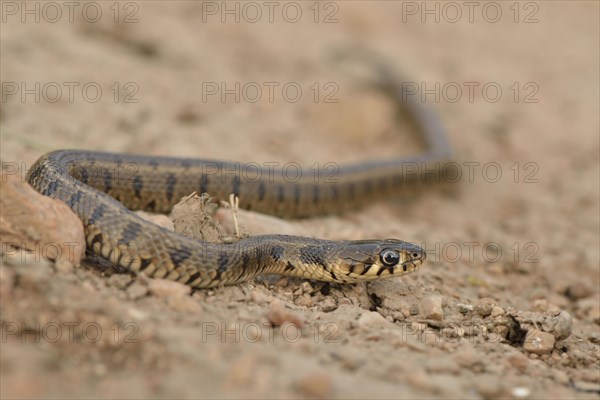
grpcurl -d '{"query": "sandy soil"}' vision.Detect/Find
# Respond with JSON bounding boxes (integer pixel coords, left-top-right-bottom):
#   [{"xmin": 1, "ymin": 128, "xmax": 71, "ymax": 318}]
[{"xmin": 1, "ymin": 1, "xmax": 599, "ymax": 399}]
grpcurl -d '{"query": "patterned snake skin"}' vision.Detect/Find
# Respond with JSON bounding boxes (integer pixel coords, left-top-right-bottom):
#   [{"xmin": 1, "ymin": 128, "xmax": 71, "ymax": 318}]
[{"xmin": 26, "ymin": 52, "xmax": 452, "ymax": 288}]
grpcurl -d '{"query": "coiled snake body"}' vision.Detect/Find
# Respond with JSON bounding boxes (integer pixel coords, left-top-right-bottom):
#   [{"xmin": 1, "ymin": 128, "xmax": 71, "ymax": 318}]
[{"xmin": 26, "ymin": 55, "xmax": 452, "ymax": 289}]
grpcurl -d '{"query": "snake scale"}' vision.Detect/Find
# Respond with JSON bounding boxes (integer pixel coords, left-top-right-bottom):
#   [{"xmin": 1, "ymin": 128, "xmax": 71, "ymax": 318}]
[{"xmin": 26, "ymin": 53, "xmax": 452, "ymax": 289}]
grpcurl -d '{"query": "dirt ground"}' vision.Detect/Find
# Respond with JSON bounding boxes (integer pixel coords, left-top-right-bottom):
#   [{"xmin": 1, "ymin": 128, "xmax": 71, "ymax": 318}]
[{"xmin": 1, "ymin": 1, "xmax": 599, "ymax": 399}]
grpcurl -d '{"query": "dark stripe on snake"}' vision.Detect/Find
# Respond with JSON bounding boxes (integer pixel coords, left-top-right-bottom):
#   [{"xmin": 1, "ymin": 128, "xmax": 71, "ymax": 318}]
[
  {"xmin": 168, "ymin": 245, "xmax": 191, "ymax": 266},
  {"xmin": 347, "ymin": 261, "xmax": 356, "ymax": 275},
  {"xmin": 139, "ymin": 258, "xmax": 152, "ymax": 271},
  {"xmin": 347, "ymin": 182, "xmax": 355, "ymax": 200},
  {"xmin": 79, "ymin": 167, "xmax": 89, "ymax": 184},
  {"xmin": 133, "ymin": 175, "xmax": 143, "ymax": 199},
  {"xmin": 270, "ymin": 245, "xmax": 284, "ymax": 262},
  {"xmin": 331, "ymin": 185, "xmax": 339, "ymax": 202},
  {"xmin": 165, "ymin": 173, "xmax": 177, "ymax": 202},
  {"xmin": 218, "ymin": 252, "xmax": 229, "ymax": 273},
  {"xmin": 88, "ymin": 204, "xmax": 107, "ymax": 224},
  {"xmin": 186, "ymin": 272, "xmax": 201, "ymax": 284},
  {"xmin": 66, "ymin": 190, "xmax": 83, "ymax": 207},
  {"xmin": 121, "ymin": 221, "xmax": 142, "ymax": 244},
  {"xmin": 89, "ymin": 233, "xmax": 103, "ymax": 247},
  {"xmin": 363, "ymin": 180, "xmax": 373, "ymax": 194},
  {"xmin": 103, "ymin": 168, "xmax": 112, "ymax": 192},
  {"xmin": 329, "ymin": 269, "xmax": 338, "ymax": 281},
  {"xmin": 44, "ymin": 180, "xmax": 59, "ymax": 196},
  {"xmin": 294, "ymin": 185, "xmax": 301, "ymax": 206},
  {"xmin": 377, "ymin": 176, "xmax": 388, "ymax": 192},
  {"xmin": 258, "ymin": 181, "xmax": 266, "ymax": 201}
]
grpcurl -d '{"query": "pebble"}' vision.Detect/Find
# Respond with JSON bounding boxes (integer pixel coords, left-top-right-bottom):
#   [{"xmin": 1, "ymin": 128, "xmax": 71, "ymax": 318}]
[
  {"xmin": 338, "ymin": 298, "xmax": 352, "ymax": 306},
  {"xmin": 419, "ymin": 295, "xmax": 444, "ymax": 321},
  {"xmin": 0, "ymin": 172, "xmax": 86, "ymax": 265},
  {"xmin": 275, "ymin": 277, "xmax": 288, "ymax": 287},
  {"xmin": 452, "ymin": 347, "xmax": 484, "ymax": 371},
  {"xmin": 543, "ymin": 310, "xmax": 573, "ymax": 340},
  {"xmin": 523, "ymin": 330, "xmax": 555, "ymax": 354},
  {"xmin": 576, "ymin": 298, "xmax": 600, "ymax": 323},
  {"xmin": 250, "ymin": 288, "xmax": 273, "ymax": 305},
  {"xmin": 487, "ymin": 263, "xmax": 504, "ymax": 275},
  {"xmin": 357, "ymin": 311, "xmax": 395, "ymax": 329},
  {"xmin": 491, "ymin": 306, "xmax": 505, "ymax": 317},
  {"xmin": 550, "ymin": 369, "xmax": 569, "ymax": 385},
  {"xmin": 16, "ymin": 263, "xmax": 53, "ymax": 291},
  {"xmin": 511, "ymin": 387, "xmax": 531, "ymax": 399},
  {"xmin": 108, "ymin": 274, "xmax": 132, "ymax": 290},
  {"xmin": 333, "ymin": 350, "xmax": 362, "ymax": 371},
  {"xmin": 147, "ymin": 278, "xmax": 191, "ymax": 298},
  {"xmin": 571, "ymin": 381, "xmax": 600, "ymax": 393},
  {"xmin": 126, "ymin": 282, "xmax": 149, "ymax": 300},
  {"xmin": 227, "ymin": 353, "xmax": 256, "ymax": 386},
  {"xmin": 300, "ymin": 281, "xmax": 314, "ymax": 294},
  {"xmin": 475, "ymin": 298, "xmax": 496, "ymax": 317},
  {"xmin": 168, "ymin": 295, "xmax": 202, "ymax": 312},
  {"xmin": 406, "ymin": 369, "xmax": 429, "ymax": 391},
  {"xmin": 475, "ymin": 375, "xmax": 504, "ymax": 398},
  {"xmin": 441, "ymin": 326, "xmax": 465, "ymax": 339},
  {"xmin": 295, "ymin": 372, "xmax": 333, "ymax": 398},
  {"xmin": 381, "ymin": 297, "xmax": 406, "ymax": 311},
  {"xmin": 590, "ymin": 304, "xmax": 600, "ymax": 323},
  {"xmin": 507, "ymin": 352, "xmax": 529, "ymax": 372},
  {"xmin": 0, "ymin": 266, "xmax": 16, "ymax": 301},
  {"xmin": 267, "ymin": 300, "xmax": 303, "ymax": 328},
  {"xmin": 532, "ymin": 299, "xmax": 560, "ymax": 313},
  {"xmin": 457, "ymin": 303, "xmax": 474, "ymax": 314},
  {"xmin": 295, "ymin": 294, "xmax": 314, "ymax": 307},
  {"xmin": 54, "ymin": 259, "xmax": 74, "ymax": 273},
  {"xmin": 565, "ymin": 282, "xmax": 593, "ymax": 300},
  {"xmin": 425, "ymin": 357, "xmax": 460, "ymax": 375},
  {"xmin": 223, "ymin": 285, "xmax": 246, "ymax": 302},
  {"xmin": 492, "ymin": 325, "xmax": 509, "ymax": 340},
  {"xmin": 93, "ymin": 363, "xmax": 108, "ymax": 377},
  {"xmin": 425, "ymin": 373, "xmax": 464, "ymax": 396},
  {"xmin": 127, "ymin": 307, "xmax": 148, "ymax": 320},
  {"xmin": 319, "ymin": 298, "xmax": 337, "ymax": 312}
]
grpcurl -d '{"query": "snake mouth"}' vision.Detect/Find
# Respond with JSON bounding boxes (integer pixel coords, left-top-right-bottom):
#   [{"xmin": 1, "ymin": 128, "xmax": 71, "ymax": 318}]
[
  {"xmin": 400, "ymin": 258, "xmax": 424, "ymax": 274},
  {"xmin": 398, "ymin": 247, "xmax": 426, "ymax": 274}
]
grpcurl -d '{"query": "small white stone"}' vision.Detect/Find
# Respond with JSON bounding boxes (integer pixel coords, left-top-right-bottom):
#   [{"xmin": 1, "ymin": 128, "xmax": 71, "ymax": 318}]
[{"xmin": 512, "ymin": 386, "xmax": 531, "ymax": 398}]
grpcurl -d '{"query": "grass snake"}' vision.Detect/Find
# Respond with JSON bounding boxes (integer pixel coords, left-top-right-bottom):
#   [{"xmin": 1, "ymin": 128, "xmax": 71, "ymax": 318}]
[{"xmin": 26, "ymin": 50, "xmax": 452, "ymax": 289}]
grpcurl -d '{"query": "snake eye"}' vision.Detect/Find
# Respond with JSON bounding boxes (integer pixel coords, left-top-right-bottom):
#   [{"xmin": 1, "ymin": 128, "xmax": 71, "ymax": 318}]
[{"xmin": 380, "ymin": 249, "xmax": 400, "ymax": 267}]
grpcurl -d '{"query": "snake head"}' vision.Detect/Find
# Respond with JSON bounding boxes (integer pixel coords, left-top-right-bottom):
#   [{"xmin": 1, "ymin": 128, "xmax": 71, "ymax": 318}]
[{"xmin": 335, "ymin": 239, "xmax": 426, "ymax": 282}]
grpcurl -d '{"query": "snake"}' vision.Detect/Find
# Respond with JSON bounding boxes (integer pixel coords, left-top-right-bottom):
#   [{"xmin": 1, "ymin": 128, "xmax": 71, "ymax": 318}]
[{"xmin": 26, "ymin": 51, "xmax": 452, "ymax": 289}]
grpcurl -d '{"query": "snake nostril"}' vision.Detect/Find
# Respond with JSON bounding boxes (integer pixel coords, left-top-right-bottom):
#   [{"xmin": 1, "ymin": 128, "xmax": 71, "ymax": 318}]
[{"xmin": 412, "ymin": 253, "xmax": 419, "ymax": 258}]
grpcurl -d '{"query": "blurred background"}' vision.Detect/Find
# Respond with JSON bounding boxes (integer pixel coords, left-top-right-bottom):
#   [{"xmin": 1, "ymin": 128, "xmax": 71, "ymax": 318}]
[{"xmin": 1, "ymin": 1, "xmax": 598, "ymax": 399}]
